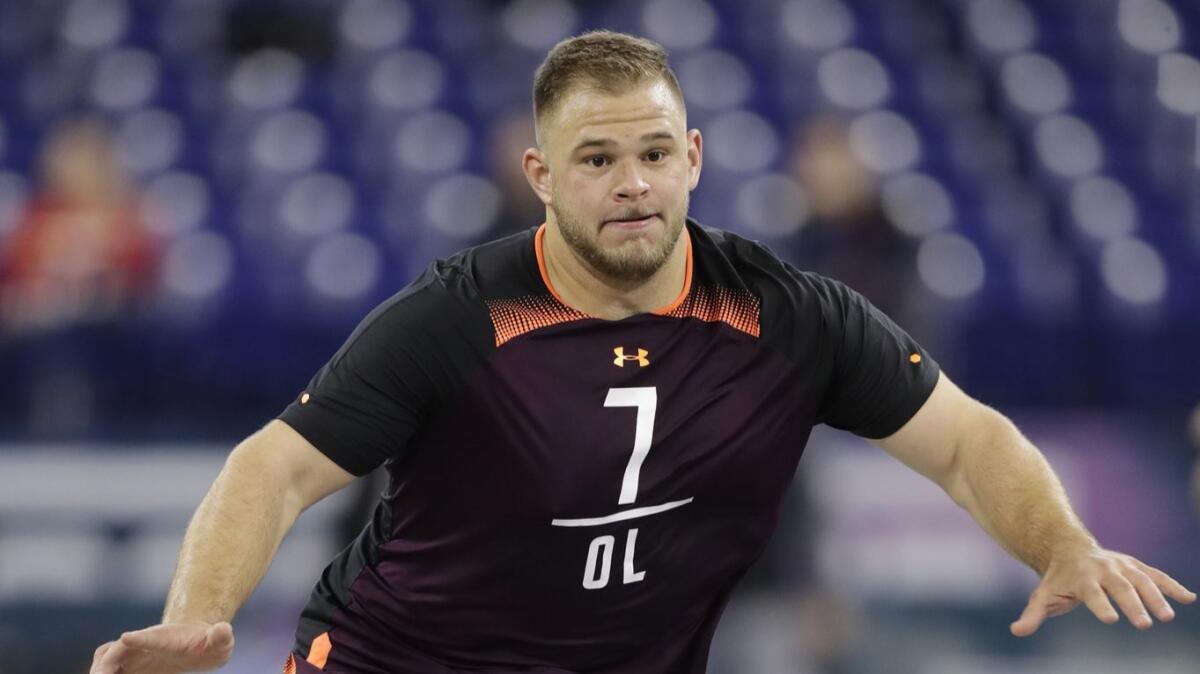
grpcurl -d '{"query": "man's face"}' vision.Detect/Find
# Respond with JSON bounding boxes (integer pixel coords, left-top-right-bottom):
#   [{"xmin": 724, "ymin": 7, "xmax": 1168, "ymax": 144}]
[{"xmin": 529, "ymin": 79, "xmax": 702, "ymax": 282}]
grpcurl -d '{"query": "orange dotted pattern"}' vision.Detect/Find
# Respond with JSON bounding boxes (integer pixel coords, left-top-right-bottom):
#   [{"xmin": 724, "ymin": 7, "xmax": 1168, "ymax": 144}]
[
  {"xmin": 665, "ymin": 285, "xmax": 761, "ymax": 338},
  {"xmin": 487, "ymin": 285, "xmax": 760, "ymax": 346},
  {"xmin": 487, "ymin": 295, "xmax": 590, "ymax": 346}
]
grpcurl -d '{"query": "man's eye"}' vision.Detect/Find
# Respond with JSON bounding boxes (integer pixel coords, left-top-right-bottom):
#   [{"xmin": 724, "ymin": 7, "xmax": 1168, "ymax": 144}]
[
  {"xmin": 587, "ymin": 156, "xmax": 607, "ymax": 168},
  {"xmin": 646, "ymin": 150, "xmax": 665, "ymax": 162}
]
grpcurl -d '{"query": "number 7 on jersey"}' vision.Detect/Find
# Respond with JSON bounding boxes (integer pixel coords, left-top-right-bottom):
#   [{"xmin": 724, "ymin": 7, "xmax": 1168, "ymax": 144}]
[{"xmin": 605, "ymin": 386, "xmax": 657, "ymax": 506}]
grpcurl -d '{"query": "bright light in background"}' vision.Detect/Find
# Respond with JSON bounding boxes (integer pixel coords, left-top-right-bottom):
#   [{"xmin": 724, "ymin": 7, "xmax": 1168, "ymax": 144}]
[
  {"xmin": 425, "ymin": 173, "xmax": 502, "ymax": 238},
  {"xmin": 368, "ymin": 50, "xmax": 446, "ymax": 111},
  {"xmin": 339, "ymin": 0, "xmax": 412, "ymax": 51},
  {"xmin": 161, "ymin": 231, "xmax": 234, "ymax": 300},
  {"xmin": 735, "ymin": 173, "xmax": 809, "ymax": 237},
  {"xmin": 819, "ymin": 48, "xmax": 891, "ymax": 109},
  {"xmin": 1117, "ymin": 0, "xmax": 1180, "ymax": 54},
  {"xmin": 781, "ymin": 0, "xmax": 855, "ymax": 50},
  {"xmin": 1001, "ymin": 52, "xmax": 1071, "ymax": 115},
  {"xmin": 62, "ymin": 0, "xmax": 128, "ymax": 49},
  {"xmin": 228, "ymin": 49, "xmax": 304, "ymax": 111},
  {"xmin": 642, "ymin": 0, "xmax": 717, "ymax": 50},
  {"xmin": 881, "ymin": 173, "xmax": 955, "ymax": 238},
  {"xmin": 1034, "ymin": 115, "xmax": 1103, "ymax": 177},
  {"xmin": 1069, "ymin": 176, "xmax": 1138, "ymax": 242},
  {"xmin": 144, "ymin": 172, "xmax": 210, "ymax": 237},
  {"xmin": 393, "ymin": 110, "xmax": 471, "ymax": 174},
  {"xmin": 305, "ymin": 233, "xmax": 381, "ymax": 301},
  {"xmin": 251, "ymin": 110, "xmax": 326, "ymax": 174},
  {"xmin": 1100, "ymin": 237, "xmax": 1168, "ymax": 305},
  {"xmin": 502, "ymin": 0, "xmax": 577, "ymax": 50},
  {"xmin": 849, "ymin": 110, "xmax": 921, "ymax": 174},
  {"xmin": 91, "ymin": 48, "xmax": 160, "ymax": 111},
  {"xmin": 116, "ymin": 108, "xmax": 183, "ymax": 175},
  {"xmin": 706, "ymin": 110, "xmax": 780, "ymax": 173},
  {"xmin": 1156, "ymin": 53, "xmax": 1200, "ymax": 115},
  {"xmin": 280, "ymin": 173, "xmax": 356, "ymax": 237},
  {"xmin": 917, "ymin": 233, "xmax": 986, "ymax": 300},
  {"xmin": 966, "ymin": 0, "xmax": 1036, "ymax": 54},
  {"xmin": 679, "ymin": 50, "xmax": 753, "ymax": 111}
]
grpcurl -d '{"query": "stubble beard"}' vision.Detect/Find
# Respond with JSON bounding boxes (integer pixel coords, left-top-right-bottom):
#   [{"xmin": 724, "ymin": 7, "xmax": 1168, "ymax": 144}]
[{"xmin": 551, "ymin": 193, "xmax": 688, "ymax": 284}]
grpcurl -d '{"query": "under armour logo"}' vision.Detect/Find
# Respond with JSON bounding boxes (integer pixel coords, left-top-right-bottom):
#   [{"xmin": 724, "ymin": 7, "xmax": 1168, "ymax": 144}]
[{"xmin": 613, "ymin": 347, "xmax": 650, "ymax": 368}]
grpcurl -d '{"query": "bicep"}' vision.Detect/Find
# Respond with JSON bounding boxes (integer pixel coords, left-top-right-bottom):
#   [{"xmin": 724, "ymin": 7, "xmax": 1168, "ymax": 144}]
[
  {"xmin": 870, "ymin": 371, "xmax": 995, "ymax": 487},
  {"xmin": 231, "ymin": 419, "xmax": 357, "ymax": 512}
]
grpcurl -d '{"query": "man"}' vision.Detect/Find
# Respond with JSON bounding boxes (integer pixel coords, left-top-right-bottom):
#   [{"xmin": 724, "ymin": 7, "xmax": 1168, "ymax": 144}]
[{"xmin": 91, "ymin": 31, "xmax": 1193, "ymax": 674}]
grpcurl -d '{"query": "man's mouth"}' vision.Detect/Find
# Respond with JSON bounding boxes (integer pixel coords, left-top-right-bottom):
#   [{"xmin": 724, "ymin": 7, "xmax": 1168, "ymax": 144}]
[{"xmin": 605, "ymin": 212, "xmax": 660, "ymax": 228}]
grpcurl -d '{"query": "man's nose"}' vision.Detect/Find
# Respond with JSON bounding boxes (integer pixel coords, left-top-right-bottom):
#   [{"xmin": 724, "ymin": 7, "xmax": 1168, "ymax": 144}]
[{"xmin": 613, "ymin": 160, "xmax": 650, "ymax": 200}]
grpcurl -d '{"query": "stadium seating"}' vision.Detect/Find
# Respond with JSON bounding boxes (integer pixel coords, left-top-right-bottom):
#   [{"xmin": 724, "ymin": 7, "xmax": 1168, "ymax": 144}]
[{"xmin": 0, "ymin": 0, "xmax": 1197, "ymax": 436}]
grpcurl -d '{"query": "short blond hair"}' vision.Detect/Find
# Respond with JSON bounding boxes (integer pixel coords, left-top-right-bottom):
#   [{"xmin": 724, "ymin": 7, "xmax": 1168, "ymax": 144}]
[{"xmin": 532, "ymin": 30, "xmax": 685, "ymax": 141}]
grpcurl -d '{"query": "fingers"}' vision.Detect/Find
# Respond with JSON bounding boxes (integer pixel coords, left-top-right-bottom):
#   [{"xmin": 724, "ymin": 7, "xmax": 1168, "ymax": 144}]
[
  {"xmin": 1127, "ymin": 567, "xmax": 1175, "ymax": 623},
  {"xmin": 1010, "ymin": 592, "xmax": 1049, "ymax": 637},
  {"xmin": 90, "ymin": 641, "xmax": 116, "ymax": 674},
  {"xmin": 1080, "ymin": 584, "xmax": 1121, "ymax": 626},
  {"xmin": 1135, "ymin": 562, "xmax": 1197, "ymax": 605},
  {"xmin": 93, "ymin": 641, "xmax": 131, "ymax": 674}
]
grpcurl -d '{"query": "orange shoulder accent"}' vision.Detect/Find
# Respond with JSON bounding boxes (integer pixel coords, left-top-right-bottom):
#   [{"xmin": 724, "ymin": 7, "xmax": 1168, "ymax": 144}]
[
  {"xmin": 307, "ymin": 632, "xmax": 332, "ymax": 668},
  {"xmin": 486, "ymin": 295, "xmax": 589, "ymax": 346},
  {"xmin": 665, "ymin": 285, "xmax": 760, "ymax": 338},
  {"xmin": 283, "ymin": 653, "xmax": 297, "ymax": 674}
]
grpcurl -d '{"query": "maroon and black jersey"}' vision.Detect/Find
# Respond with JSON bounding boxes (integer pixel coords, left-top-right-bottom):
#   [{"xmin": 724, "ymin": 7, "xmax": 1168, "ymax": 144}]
[{"xmin": 278, "ymin": 220, "xmax": 938, "ymax": 673}]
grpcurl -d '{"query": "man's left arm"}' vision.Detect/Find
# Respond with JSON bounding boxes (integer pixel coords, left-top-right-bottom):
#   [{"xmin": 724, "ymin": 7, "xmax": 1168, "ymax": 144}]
[{"xmin": 873, "ymin": 372, "xmax": 1196, "ymax": 636}]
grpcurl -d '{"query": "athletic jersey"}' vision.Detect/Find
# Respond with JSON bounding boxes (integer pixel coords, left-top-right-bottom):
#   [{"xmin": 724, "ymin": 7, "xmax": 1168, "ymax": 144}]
[{"xmin": 279, "ymin": 220, "xmax": 939, "ymax": 673}]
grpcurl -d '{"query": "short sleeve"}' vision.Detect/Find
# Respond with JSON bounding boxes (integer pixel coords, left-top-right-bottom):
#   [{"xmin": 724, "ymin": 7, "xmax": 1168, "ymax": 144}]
[
  {"xmin": 812, "ymin": 274, "xmax": 940, "ymax": 438},
  {"xmin": 278, "ymin": 302, "xmax": 437, "ymax": 476},
  {"xmin": 277, "ymin": 263, "xmax": 495, "ymax": 476}
]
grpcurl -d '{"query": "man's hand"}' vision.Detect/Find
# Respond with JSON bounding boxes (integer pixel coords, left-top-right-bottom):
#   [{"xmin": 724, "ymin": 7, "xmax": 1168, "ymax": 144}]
[
  {"xmin": 1011, "ymin": 548, "xmax": 1196, "ymax": 636},
  {"xmin": 90, "ymin": 622, "xmax": 234, "ymax": 674}
]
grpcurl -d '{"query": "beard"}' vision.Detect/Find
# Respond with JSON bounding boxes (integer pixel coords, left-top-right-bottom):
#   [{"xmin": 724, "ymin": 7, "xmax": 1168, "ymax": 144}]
[{"xmin": 551, "ymin": 192, "xmax": 688, "ymax": 283}]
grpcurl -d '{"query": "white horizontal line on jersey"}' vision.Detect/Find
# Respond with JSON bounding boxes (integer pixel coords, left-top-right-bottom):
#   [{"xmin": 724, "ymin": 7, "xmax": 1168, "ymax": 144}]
[{"xmin": 550, "ymin": 497, "xmax": 694, "ymax": 527}]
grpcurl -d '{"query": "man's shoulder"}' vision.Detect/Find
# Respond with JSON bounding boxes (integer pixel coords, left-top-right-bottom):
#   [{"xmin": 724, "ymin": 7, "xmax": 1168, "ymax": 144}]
[
  {"xmin": 346, "ymin": 229, "xmax": 539, "ymax": 350},
  {"xmin": 689, "ymin": 220, "xmax": 821, "ymax": 292},
  {"xmin": 688, "ymin": 220, "xmax": 854, "ymax": 327}
]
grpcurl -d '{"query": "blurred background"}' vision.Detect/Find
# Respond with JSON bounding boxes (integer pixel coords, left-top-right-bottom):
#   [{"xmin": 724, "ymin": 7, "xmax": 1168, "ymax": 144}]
[{"xmin": 0, "ymin": 0, "xmax": 1198, "ymax": 672}]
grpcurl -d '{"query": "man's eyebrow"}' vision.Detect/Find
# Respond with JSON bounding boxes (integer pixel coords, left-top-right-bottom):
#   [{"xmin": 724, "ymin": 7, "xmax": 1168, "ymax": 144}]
[
  {"xmin": 571, "ymin": 131, "xmax": 678, "ymax": 154},
  {"xmin": 641, "ymin": 131, "xmax": 676, "ymax": 143},
  {"xmin": 573, "ymin": 137, "xmax": 616, "ymax": 152}
]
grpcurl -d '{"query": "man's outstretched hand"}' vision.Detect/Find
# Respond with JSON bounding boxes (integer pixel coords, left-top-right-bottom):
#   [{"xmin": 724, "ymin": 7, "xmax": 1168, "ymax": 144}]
[
  {"xmin": 1011, "ymin": 548, "xmax": 1196, "ymax": 637},
  {"xmin": 91, "ymin": 621, "xmax": 234, "ymax": 674}
]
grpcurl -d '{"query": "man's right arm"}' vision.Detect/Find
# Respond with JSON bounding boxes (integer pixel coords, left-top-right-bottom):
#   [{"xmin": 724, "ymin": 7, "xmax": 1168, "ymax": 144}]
[
  {"xmin": 163, "ymin": 419, "xmax": 356, "ymax": 623},
  {"xmin": 91, "ymin": 420, "xmax": 355, "ymax": 674}
]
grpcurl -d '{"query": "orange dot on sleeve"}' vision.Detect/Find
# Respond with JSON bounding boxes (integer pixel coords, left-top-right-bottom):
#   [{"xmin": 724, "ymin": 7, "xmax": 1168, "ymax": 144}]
[{"xmin": 909, "ymin": 353, "xmax": 922, "ymax": 364}]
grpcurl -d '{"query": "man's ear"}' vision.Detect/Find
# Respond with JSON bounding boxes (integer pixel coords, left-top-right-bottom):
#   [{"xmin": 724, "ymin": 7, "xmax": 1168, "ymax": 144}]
[
  {"xmin": 686, "ymin": 128, "xmax": 703, "ymax": 191},
  {"xmin": 522, "ymin": 147, "xmax": 553, "ymax": 206}
]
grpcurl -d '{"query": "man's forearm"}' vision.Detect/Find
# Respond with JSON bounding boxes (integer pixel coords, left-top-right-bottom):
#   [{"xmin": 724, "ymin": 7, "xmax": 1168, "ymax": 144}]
[
  {"xmin": 945, "ymin": 410, "xmax": 1097, "ymax": 574},
  {"xmin": 163, "ymin": 438, "xmax": 305, "ymax": 624}
]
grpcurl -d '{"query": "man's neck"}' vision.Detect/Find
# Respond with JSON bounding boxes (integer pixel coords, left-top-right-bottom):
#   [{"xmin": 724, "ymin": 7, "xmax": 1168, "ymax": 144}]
[{"xmin": 539, "ymin": 220, "xmax": 690, "ymax": 321}]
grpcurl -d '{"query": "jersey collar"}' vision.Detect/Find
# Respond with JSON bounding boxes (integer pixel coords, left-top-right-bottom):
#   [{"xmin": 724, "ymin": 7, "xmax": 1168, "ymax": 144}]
[{"xmin": 534, "ymin": 222, "xmax": 693, "ymax": 317}]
